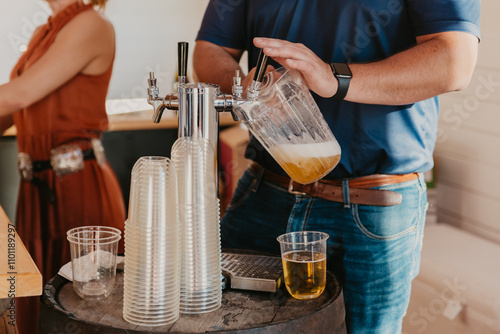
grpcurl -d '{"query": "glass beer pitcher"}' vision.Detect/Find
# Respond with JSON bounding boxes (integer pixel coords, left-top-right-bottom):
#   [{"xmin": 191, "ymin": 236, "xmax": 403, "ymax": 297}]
[{"xmin": 233, "ymin": 67, "xmax": 341, "ymax": 185}]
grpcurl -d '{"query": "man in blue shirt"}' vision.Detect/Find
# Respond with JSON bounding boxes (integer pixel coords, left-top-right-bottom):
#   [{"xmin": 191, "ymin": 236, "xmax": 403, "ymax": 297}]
[{"xmin": 194, "ymin": 1, "xmax": 480, "ymax": 332}]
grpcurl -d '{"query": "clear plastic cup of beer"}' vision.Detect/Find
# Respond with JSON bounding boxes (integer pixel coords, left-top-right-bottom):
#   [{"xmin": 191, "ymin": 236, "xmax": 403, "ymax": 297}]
[
  {"xmin": 277, "ymin": 231, "xmax": 329, "ymax": 300},
  {"xmin": 233, "ymin": 67, "xmax": 341, "ymax": 184}
]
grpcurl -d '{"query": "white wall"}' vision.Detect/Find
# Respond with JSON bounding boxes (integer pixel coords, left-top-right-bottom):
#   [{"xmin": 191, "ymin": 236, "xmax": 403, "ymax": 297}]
[
  {"xmin": 435, "ymin": 0, "xmax": 500, "ymax": 244},
  {"xmin": 0, "ymin": 0, "xmax": 210, "ymax": 102},
  {"xmin": 105, "ymin": 0, "xmax": 209, "ymax": 103},
  {"xmin": 0, "ymin": 1, "xmax": 50, "ymax": 80}
]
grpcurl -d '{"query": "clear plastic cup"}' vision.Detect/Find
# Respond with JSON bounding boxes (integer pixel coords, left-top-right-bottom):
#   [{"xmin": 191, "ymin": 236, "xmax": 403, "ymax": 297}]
[
  {"xmin": 67, "ymin": 226, "xmax": 121, "ymax": 301},
  {"xmin": 123, "ymin": 156, "xmax": 180, "ymax": 326},
  {"xmin": 172, "ymin": 137, "xmax": 222, "ymax": 314},
  {"xmin": 234, "ymin": 67, "xmax": 341, "ymax": 184},
  {"xmin": 277, "ymin": 231, "xmax": 329, "ymax": 300}
]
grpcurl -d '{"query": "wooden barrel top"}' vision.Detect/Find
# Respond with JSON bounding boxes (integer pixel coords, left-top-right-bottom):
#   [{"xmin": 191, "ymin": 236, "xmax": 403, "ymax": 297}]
[{"xmin": 39, "ymin": 270, "xmax": 346, "ymax": 333}]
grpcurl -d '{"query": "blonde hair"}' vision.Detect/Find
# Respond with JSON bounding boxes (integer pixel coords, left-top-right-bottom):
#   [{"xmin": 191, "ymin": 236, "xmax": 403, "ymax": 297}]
[{"xmin": 89, "ymin": 0, "xmax": 107, "ymax": 10}]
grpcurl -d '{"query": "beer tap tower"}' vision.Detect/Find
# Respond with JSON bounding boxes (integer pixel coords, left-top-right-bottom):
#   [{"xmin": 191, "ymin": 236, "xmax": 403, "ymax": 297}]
[
  {"xmin": 147, "ymin": 42, "xmax": 269, "ymax": 152},
  {"xmin": 148, "ymin": 42, "xmax": 234, "ymax": 155},
  {"xmin": 146, "ymin": 42, "xmax": 268, "ymax": 314}
]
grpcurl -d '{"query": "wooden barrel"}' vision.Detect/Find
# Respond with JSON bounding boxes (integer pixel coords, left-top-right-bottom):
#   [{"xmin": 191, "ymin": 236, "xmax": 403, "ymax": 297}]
[{"xmin": 39, "ymin": 271, "xmax": 346, "ymax": 333}]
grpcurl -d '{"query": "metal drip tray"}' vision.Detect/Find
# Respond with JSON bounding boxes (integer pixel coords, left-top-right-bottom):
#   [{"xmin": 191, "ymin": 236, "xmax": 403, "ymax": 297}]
[{"xmin": 221, "ymin": 252, "xmax": 283, "ymax": 292}]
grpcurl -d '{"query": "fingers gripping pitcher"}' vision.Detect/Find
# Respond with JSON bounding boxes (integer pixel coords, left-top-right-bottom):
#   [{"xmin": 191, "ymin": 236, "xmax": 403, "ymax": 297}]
[{"xmin": 233, "ymin": 67, "xmax": 341, "ymax": 184}]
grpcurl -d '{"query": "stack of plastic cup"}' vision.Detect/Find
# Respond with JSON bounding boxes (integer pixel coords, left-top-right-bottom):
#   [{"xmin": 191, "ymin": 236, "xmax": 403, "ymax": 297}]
[
  {"xmin": 123, "ymin": 156, "xmax": 180, "ymax": 326},
  {"xmin": 171, "ymin": 137, "xmax": 222, "ymax": 314}
]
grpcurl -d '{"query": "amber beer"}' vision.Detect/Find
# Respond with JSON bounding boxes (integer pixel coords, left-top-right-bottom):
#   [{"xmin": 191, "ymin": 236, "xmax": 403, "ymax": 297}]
[
  {"xmin": 282, "ymin": 250, "xmax": 327, "ymax": 299},
  {"xmin": 268, "ymin": 141, "xmax": 341, "ymax": 184}
]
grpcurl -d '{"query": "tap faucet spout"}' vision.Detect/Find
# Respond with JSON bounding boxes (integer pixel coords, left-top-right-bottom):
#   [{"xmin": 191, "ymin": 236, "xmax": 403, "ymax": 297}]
[
  {"xmin": 147, "ymin": 72, "xmax": 163, "ymax": 123},
  {"xmin": 148, "ymin": 72, "xmax": 179, "ymax": 123}
]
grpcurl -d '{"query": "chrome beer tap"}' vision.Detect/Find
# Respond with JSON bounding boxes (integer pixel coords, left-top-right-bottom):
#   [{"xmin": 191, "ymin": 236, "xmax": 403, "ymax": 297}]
[
  {"xmin": 147, "ymin": 43, "xmax": 269, "ymax": 142},
  {"xmin": 147, "ymin": 42, "xmax": 239, "ymax": 152},
  {"xmin": 148, "ymin": 72, "xmax": 179, "ymax": 123},
  {"xmin": 247, "ymin": 50, "xmax": 268, "ymax": 99}
]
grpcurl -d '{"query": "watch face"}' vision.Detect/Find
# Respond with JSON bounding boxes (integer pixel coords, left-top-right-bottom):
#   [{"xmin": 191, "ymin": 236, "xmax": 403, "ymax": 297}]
[{"xmin": 333, "ymin": 63, "xmax": 352, "ymax": 78}]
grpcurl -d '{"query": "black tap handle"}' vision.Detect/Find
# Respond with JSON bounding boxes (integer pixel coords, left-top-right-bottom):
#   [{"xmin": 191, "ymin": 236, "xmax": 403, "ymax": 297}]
[
  {"xmin": 178, "ymin": 42, "xmax": 189, "ymax": 79},
  {"xmin": 253, "ymin": 49, "xmax": 269, "ymax": 83}
]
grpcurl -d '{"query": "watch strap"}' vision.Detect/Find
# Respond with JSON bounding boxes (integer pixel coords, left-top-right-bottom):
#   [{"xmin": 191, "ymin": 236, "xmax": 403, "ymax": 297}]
[{"xmin": 330, "ymin": 63, "xmax": 351, "ymax": 101}]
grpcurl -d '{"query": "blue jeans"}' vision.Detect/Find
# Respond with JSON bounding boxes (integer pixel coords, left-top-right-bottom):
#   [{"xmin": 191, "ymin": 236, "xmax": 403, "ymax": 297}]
[{"xmin": 221, "ymin": 168, "xmax": 427, "ymax": 334}]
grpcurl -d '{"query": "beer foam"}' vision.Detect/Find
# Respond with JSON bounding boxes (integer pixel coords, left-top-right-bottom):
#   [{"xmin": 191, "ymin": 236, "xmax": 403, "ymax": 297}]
[{"xmin": 269, "ymin": 140, "xmax": 341, "ymax": 162}]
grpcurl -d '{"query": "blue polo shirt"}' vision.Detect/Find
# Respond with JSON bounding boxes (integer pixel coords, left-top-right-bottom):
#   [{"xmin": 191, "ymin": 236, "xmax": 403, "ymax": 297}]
[{"xmin": 197, "ymin": 0, "xmax": 480, "ymax": 178}]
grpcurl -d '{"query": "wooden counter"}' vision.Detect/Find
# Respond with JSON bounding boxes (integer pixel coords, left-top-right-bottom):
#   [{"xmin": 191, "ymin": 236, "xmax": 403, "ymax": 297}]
[{"xmin": 0, "ymin": 206, "xmax": 42, "ymax": 298}]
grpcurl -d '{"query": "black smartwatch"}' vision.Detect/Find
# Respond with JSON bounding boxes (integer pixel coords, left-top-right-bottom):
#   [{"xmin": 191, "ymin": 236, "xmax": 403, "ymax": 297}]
[{"xmin": 330, "ymin": 62, "xmax": 352, "ymax": 100}]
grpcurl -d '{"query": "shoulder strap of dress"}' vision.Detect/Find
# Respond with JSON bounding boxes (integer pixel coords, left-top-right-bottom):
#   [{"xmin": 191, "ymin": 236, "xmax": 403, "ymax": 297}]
[{"xmin": 51, "ymin": 3, "xmax": 93, "ymax": 31}]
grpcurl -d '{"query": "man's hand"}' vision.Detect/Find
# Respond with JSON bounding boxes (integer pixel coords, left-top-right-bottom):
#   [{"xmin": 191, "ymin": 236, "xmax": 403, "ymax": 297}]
[{"xmin": 254, "ymin": 37, "xmax": 337, "ymax": 98}]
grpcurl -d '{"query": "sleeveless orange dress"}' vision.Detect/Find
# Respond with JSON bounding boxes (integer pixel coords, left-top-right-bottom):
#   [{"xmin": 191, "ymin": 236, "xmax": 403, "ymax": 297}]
[
  {"xmin": 10, "ymin": 4, "xmax": 125, "ymax": 331},
  {"xmin": 11, "ymin": 3, "xmax": 125, "ymax": 334}
]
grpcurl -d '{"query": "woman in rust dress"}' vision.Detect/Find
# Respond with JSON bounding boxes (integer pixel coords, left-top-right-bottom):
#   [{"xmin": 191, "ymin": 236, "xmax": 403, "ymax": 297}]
[{"xmin": 0, "ymin": 1, "xmax": 125, "ymax": 332}]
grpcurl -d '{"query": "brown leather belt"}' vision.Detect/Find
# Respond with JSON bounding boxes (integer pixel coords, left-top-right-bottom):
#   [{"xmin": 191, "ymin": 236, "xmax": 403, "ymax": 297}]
[{"xmin": 249, "ymin": 162, "xmax": 419, "ymax": 207}]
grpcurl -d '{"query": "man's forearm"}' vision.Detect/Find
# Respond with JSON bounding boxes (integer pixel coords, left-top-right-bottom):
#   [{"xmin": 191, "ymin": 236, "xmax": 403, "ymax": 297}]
[
  {"xmin": 193, "ymin": 41, "xmax": 244, "ymax": 94},
  {"xmin": 255, "ymin": 31, "xmax": 478, "ymax": 105},
  {"xmin": 347, "ymin": 31, "xmax": 479, "ymax": 105}
]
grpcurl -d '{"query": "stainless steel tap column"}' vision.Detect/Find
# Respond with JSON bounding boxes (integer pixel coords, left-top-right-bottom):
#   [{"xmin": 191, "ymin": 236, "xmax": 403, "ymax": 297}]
[{"xmin": 177, "ymin": 83, "xmax": 220, "ymax": 153}]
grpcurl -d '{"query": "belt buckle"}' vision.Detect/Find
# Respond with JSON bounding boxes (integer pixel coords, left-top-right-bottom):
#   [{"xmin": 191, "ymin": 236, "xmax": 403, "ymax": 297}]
[
  {"xmin": 91, "ymin": 138, "xmax": 106, "ymax": 166},
  {"xmin": 50, "ymin": 144, "xmax": 84, "ymax": 177},
  {"xmin": 288, "ymin": 179, "xmax": 307, "ymax": 195},
  {"xmin": 17, "ymin": 153, "xmax": 33, "ymax": 181}
]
